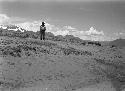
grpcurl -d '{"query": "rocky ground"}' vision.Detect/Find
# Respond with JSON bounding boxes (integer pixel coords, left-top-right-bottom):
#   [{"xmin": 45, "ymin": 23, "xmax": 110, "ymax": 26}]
[{"xmin": 0, "ymin": 36, "xmax": 125, "ymax": 91}]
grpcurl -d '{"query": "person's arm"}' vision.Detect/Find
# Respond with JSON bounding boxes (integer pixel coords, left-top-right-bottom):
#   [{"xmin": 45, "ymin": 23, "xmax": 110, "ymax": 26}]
[
  {"xmin": 40, "ymin": 26, "xmax": 41, "ymax": 30},
  {"xmin": 40, "ymin": 26, "xmax": 42, "ymax": 32},
  {"xmin": 45, "ymin": 27, "xmax": 46, "ymax": 31}
]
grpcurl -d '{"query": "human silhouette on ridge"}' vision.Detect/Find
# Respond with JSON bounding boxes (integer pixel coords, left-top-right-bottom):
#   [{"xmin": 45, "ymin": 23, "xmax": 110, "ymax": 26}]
[{"xmin": 40, "ymin": 22, "xmax": 46, "ymax": 40}]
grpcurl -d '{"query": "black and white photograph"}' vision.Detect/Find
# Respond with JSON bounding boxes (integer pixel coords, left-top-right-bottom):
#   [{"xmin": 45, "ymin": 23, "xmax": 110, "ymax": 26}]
[{"xmin": 0, "ymin": 0, "xmax": 125, "ymax": 91}]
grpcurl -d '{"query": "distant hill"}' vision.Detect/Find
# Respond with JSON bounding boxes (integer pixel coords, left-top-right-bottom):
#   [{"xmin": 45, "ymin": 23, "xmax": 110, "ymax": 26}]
[
  {"xmin": 0, "ymin": 24, "xmax": 102, "ymax": 46},
  {"xmin": 0, "ymin": 25, "xmax": 26, "ymax": 32},
  {"xmin": 109, "ymin": 38, "xmax": 125, "ymax": 47}
]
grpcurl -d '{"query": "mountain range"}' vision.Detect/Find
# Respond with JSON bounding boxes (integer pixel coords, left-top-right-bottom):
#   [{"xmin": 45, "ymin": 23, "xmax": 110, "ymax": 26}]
[{"xmin": 109, "ymin": 38, "xmax": 125, "ymax": 47}]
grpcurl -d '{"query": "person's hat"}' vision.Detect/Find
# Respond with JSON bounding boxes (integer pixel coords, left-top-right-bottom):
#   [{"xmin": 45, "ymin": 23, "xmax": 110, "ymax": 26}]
[{"xmin": 42, "ymin": 22, "xmax": 45, "ymax": 26}]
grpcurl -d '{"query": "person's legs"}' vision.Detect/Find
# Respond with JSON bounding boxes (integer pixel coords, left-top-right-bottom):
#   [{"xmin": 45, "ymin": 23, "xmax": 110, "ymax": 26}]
[
  {"xmin": 40, "ymin": 33, "xmax": 42, "ymax": 40},
  {"xmin": 43, "ymin": 32, "xmax": 45, "ymax": 40}
]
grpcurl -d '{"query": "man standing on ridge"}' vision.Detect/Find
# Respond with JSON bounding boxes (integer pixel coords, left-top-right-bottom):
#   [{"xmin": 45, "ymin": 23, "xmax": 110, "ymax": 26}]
[{"xmin": 40, "ymin": 22, "xmax": 46, "ymax": 40}]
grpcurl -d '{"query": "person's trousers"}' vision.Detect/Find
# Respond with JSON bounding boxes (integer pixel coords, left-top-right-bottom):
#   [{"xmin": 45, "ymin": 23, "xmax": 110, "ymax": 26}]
[{"xmin": 40, "ymin": 32, "xmax": 45, "ymax": 40}]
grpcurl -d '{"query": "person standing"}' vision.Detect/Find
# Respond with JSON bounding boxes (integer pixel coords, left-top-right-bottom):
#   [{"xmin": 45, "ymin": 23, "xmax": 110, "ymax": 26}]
[{"xmin": 40, "ymin": 22, "xmax": 46, "ymax": 40}]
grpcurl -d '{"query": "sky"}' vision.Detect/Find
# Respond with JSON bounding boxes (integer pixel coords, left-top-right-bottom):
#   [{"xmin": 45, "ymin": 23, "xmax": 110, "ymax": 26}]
[{"xmin": 0, "ymin": 0, "xmax": 125, "ymax": 41}]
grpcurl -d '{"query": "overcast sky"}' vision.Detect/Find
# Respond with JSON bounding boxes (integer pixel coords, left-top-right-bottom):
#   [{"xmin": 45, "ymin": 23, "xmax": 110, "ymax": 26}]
[{"xmin": 0, "ymin": 0, "xmax": 125, "ymax": 41}]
